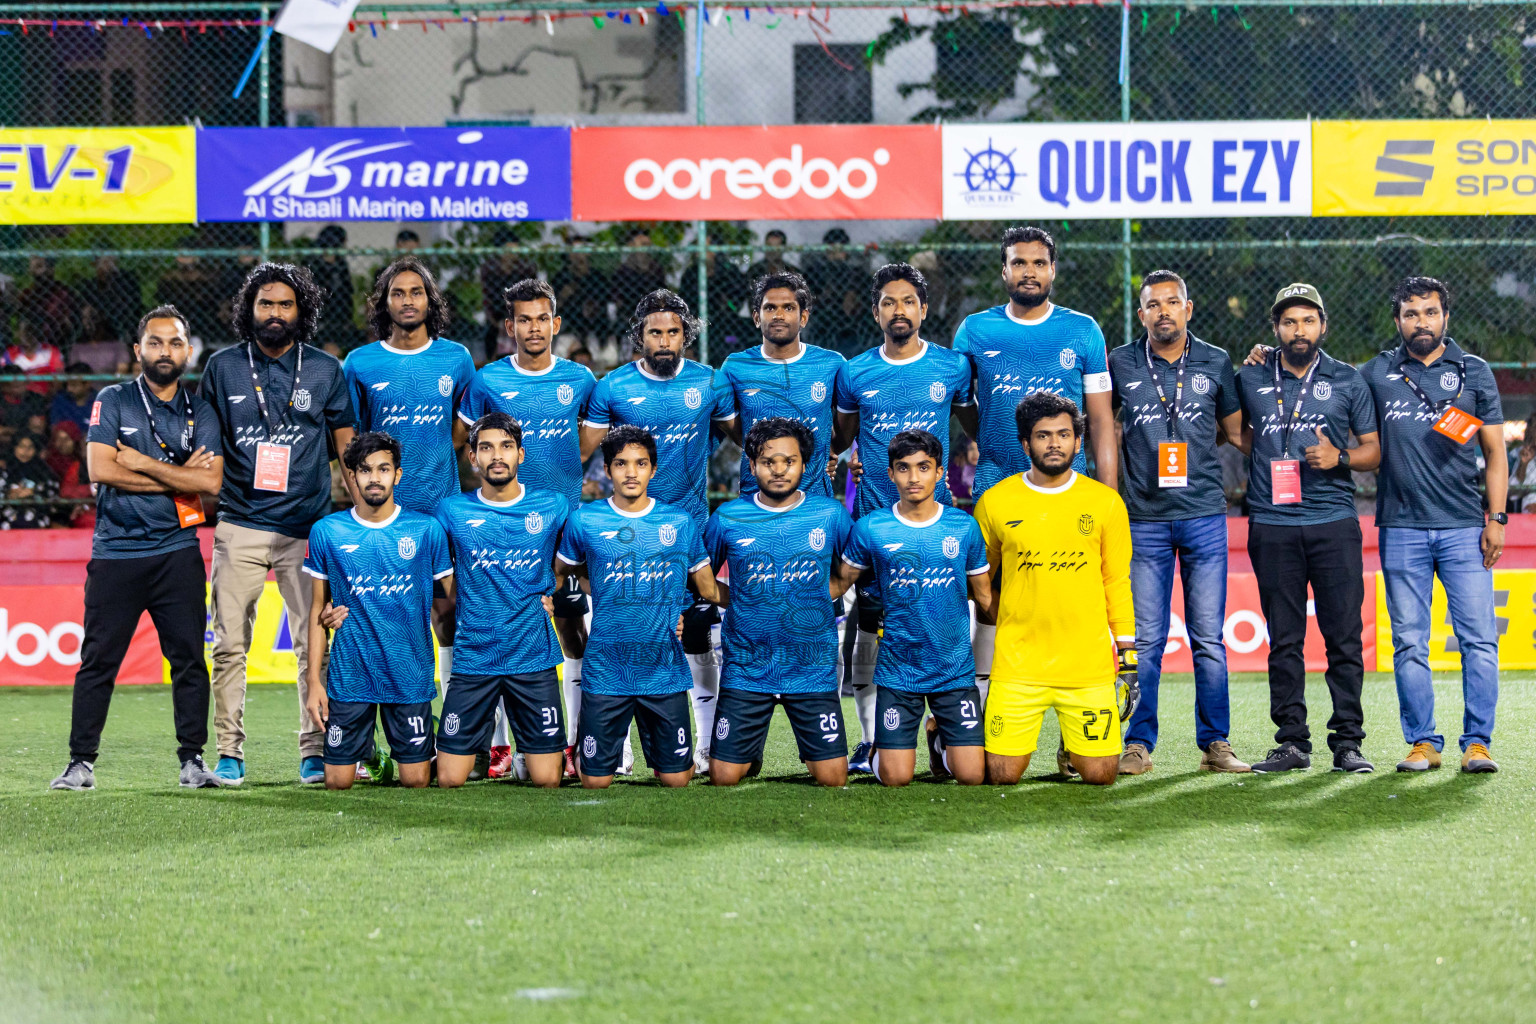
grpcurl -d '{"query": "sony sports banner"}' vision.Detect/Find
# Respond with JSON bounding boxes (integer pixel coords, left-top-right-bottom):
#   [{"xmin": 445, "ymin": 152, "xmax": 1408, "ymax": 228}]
[
  {"xmin": 571, "ymin": 125, "xmax": 942, "ymax": 221},
  {"xmin": 197, "ymin": 126, "xmax": 571, "ymax": 222},
  {"xmin": 0, "ymin": 127, "xmax": 196, "ymax": 225},
  {"xmin": 1313, "ymin": 119, "xmax": 1536, "ymax": 216},
  {"xmin": 941, "ymin": 121, "xmax": 1312, "ymax": 220}
]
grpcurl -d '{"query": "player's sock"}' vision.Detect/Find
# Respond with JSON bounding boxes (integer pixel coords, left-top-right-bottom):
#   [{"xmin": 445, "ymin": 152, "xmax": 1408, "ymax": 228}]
[
  {"xmin": 492, "ymin": 698, "xmax": 510, "ymax": 748},
  {"xmin": 972, "ymin": 622, "xmax": 995, "ymax": 710},
  {"xmin": 438, "ymin": 645, "xmax": 453, "ymax": 700},
  {"xmin": 871, "ymin": 749, "xmax": 883, "ymax": 784},
  {"xmin": 562, "ymin": 657, "xmax": 582, "ymax": 746},
  {"xmin": 852, "ymin": 628, "xmax": 879, "ymax": 744},
  {"xmin": 687, "ymin": 653, "xmax": 719, "ymax": 753}
]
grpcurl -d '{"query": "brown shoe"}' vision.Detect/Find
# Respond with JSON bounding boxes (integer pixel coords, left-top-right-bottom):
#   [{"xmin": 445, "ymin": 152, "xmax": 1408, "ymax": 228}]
[
  {"xmin": 1199, "ymin": 740, "xmax": 1251, "ymax": 773},
  {"xmin": 1118, "ymin": 743, "xmax": 1153, "ymax": 775},
  {"xmin": 1396, "ymin": 742, "xmax": 1441, "ymax": 772},
  {"xmin": 1462, "ymin": 743, "xmax": 1498, "ymax": 774}
]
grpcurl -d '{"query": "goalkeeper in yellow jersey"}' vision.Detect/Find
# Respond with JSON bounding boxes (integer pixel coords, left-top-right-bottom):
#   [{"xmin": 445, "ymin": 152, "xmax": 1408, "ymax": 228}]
[{"xmin": 973, "ymin": 391, "xmax": 1137, "ymax": 787}]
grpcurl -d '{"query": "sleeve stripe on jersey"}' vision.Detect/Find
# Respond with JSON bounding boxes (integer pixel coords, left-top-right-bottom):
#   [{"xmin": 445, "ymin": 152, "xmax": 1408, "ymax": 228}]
[
  {"xmin": 1083, "ymin": 371, "xmax": 1112, "ymax": 394},
  {"xmin": 1115, "ymin": 634, "xmax": 1136, "ymax": 643},
  {"xmin": 966, "ymin": 564, "xmax": 991, "ymax": 576},
  {"xmin": 953, "ymin": 397, "xmax": 976, "ymax": 408},
  {"xmin": 841, "ymin": 557, "xmax": 867, "ymax": 570},
  {"xmin": 456, "ymin": 410, "xmax": 475, "ymax": 425},
  {"xmin": 710, "ymin": 413, "xmax": 737, "ymax": 422},
  {"xmin": 581, "ymin": 418, "xmax": 609, "ymax": 429},
  {"xmin": 835, "ymin": 406, "xmax": 858, "ymax": 415},
  {"xmin": 556, "ymin": 552, "xmax": 584, "ymax": 566},
  {"xmin": 433, "ymin": 568, "xmax": 454, "ymax": 580},
  {"xmin": 690, "ymin": 558, "xmax": 712, "ymax": 572},
  {"xmin": 301, "ymin": 566, "xmax": 327, "ymax": 580}
]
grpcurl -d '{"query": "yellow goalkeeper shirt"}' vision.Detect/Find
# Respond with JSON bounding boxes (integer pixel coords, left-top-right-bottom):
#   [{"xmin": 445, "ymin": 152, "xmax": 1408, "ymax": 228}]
[{"xmin": 974, "ymin": 471, "xmax": 1135, "ymax": 688}]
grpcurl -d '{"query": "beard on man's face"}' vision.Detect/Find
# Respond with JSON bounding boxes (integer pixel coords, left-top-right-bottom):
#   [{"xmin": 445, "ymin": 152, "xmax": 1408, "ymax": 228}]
[
  {"xmin": 1009, "ymin": 279, "xmax": 1051, "ymax": 310},
  {"xmin": 142, "ymin": 358, "xmax": 184, "ymax": 386},
  {"xmin": 256, "ymin": 316, "xmax": 296, "ymax": 346},
  {"xmin": 644, "ymin": 349, "xmax": 680, "ymax": 375}
]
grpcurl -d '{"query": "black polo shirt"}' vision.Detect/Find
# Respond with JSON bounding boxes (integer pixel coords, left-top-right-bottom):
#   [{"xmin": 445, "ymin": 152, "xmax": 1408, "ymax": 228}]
[
  {"xmin": 86, "ymin": 379, "xmax": 223, "ymax": 559},
  {"xmin": 1361, "ymin": 338, "xmax": 1502, "ymax": 530},
  {"xmin": 1237, "ymin": 348, "xmax": 1377, "ymax": 526},
  {"xmin": 1110, "ymin": 333, "xmax": 1239, "ymax": 522},
  {"xmin": 199, "ymin": 342, "xmax": 354, "ymax": 539}
]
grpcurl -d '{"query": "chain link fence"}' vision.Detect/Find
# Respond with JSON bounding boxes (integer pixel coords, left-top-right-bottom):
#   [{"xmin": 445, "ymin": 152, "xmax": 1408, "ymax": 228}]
[{"xmin": 4, "ymin": 1, "xmax": 1536, "ymax": 517}]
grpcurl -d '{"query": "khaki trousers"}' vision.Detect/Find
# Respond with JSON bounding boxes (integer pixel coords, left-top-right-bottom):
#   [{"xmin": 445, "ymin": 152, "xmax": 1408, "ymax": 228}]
[{"xmin": 210, "ymin": 520, "xmax": 326, "ymax": 760}]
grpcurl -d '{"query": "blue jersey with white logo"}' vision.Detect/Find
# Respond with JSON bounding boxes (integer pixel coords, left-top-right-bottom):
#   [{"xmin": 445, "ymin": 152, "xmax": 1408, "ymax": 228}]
[
  {"xmin": 302, "ymin": 507, "xmax": 452, "ymax": 704},
  {"xmin": 557, "ymin": 497, "xmax": 710, "ymax": 696},
  {"xmin": 719, "ymin": 344, "xmax": 846, "ymax": 499},
  {"xmin": 583, "ymin": 360, "xmax": 735, "ymax": 529},
  {"xmin": 832, "ymin": 340, "xmax": 974, "ymax": 519},
  {"xmin": 842, "ymin": 505, "xmax": 988, "ymax": 693},
  {"xmin": 953, "ymin": 303, "xmax": 1111, "ymax": 490},
  {"xmin": 705, "ymin": 493, "xmax": 854, "ymax": 694},
  {"xmin": 435, "ymin": 487, "xmax": 569, "ymax": 677},
  {"xmin": 342, "ymin": 338, "xmax": 475, "ymax": 513},
  {"xmin": 458, "ymin": 355, "xmax": 597, "ymax": 509}
]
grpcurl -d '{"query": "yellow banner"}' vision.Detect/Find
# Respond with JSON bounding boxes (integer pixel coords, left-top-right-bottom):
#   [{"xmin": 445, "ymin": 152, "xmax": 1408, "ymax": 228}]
[
  {"xmin": 0, "ymin": 127, "xmax": 196, "ymax": 224},
  {"xmin": 1375, "ymin": 569, "xmax": 1536, "ymax": 672},
  {"xmin": 1315, "ymin": 119, "xmax": 1536, "ymax": 216}
]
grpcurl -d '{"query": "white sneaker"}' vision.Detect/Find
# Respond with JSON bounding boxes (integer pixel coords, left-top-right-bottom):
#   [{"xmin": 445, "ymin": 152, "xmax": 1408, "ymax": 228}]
[
  {"xmin": 617, "ymin": 734, "xmax": 635, "ymax": 776},
  {"xmin": 512, "ymin": 752, "xmax": 529, "ymax": 781}
]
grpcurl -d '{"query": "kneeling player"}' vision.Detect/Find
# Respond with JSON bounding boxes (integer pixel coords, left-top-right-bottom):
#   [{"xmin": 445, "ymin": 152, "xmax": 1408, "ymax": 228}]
[
  {"xmin": 705, "ymin": 418, "xmax": 855, "ymax": 786},
  {"xmin": 973, "ymin": 392, "xmax": 1136, "ymax": 787},
  {"xmin": 831, "ymin": 430, "xmax": 993, "ymax": 786},
  {"xmin": 434, "ymin": 412, "xmax": 571, "ymax": 789},
  {"xmin": 555, "ymin": 425, "xmax": 722, "ymax": 788},
  {"xmin": 303, "ymin": 432, "xmax": 452, "ymax": 789}
]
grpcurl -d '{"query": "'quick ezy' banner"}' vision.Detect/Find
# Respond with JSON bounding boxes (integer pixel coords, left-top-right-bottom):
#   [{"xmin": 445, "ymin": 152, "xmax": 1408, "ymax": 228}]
[{"xmin": 197, "ymin": 126, "xmax": 571, "ymax": 221}]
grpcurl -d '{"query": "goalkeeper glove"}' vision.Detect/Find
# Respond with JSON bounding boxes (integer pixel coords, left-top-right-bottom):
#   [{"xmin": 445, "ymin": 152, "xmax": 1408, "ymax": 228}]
[{"xmin": 1117, "ymin": 647, "xmax": 1140, "ymax": 722}]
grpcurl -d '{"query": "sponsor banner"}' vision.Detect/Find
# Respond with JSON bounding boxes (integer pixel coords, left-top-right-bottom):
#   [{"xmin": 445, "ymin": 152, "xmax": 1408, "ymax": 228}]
[
  {"xmin": 0, "ymin": 587, "xmax": 161, "ymax": 685},
  {"xmin": 571, "ymin": 125, "xmax": 941, "ymax": 221},
  {"xmin": 1314, "ymin": 119, "xmax": 1536, "ymax": 216},
  {"xmin": 198, "ymin": 127, "xmax": 570, "ymax": 222},
  {"xmin": 1374, "ymin": 569, "xmax": 1536, "ymax": 671},
  {"xmin": 0, "ymin": 127, "xmax": 197, "ymax": 225},
  {"xmin": 942, "ymin": 121, "xmax": 1311, "ymax": 220},
  {"xmin": 1163, "ymin": 572, "xmax": 1374, "ymax": 674}
]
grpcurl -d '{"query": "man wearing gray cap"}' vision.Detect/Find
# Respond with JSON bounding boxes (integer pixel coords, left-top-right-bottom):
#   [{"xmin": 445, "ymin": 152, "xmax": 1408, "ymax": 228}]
[{"xmin": 1234, "ymin": 284, "xmax": 1381, "ymax": 774}]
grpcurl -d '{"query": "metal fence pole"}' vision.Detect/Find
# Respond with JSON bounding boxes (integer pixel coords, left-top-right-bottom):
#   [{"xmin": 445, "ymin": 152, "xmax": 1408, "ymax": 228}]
[
  {"xmin": 694, "ymin": 8, "xmax": 709, "ymax": 365},
  {"xmin": 259, "ymin": 1, "xmax": 272, "ymax": 264}
]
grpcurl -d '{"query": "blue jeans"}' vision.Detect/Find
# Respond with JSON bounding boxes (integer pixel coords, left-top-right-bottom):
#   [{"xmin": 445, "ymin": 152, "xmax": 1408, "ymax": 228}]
[
  {"xmin": 1126, "ymin": 514, "xmax": 1231, "ymax": 752},
  {"xmin": 1380, "ymin": 526, "xmax": 1499, "ymax": 752}
]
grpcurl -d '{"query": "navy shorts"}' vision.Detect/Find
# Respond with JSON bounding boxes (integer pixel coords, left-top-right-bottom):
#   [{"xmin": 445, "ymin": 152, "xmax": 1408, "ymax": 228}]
[
  {"xmin": 577, "ymin": 690, "xmax": 692, "ymax": 777},
  {"xmin": 681, "ymin": 601, "xmax": 720, "ymax": 655},
  {"xmin": 438, "ymin": 668, "xmax": 565, "ymax": 756},
  {"xmin": 552, "ymin": 574, "xmax": 589, "ymax": 619},
  {"xmin": 873, "ymin": 685, "xmax": 984, "ymax": 750},
  {"xmin": 712, "ymin": 688, "xmax": 847, "ymax": 764},
  {"xmin": 323, "ymin": 699, "xmax": 435, "ymax": 765}
]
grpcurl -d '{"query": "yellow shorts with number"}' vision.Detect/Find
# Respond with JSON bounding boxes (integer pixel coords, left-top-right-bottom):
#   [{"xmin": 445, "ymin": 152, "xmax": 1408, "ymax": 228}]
[{"xmin": 983, "ymin": 681, "xmax": 1122, "ymax": 758}]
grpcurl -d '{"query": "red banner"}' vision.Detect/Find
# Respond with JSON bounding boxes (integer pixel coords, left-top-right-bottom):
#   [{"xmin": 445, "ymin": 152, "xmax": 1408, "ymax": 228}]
[
  {"xmin": 0, "ymin": 586, "xmax": 164, "ymax": 685},
  {"xmin": 1161, "ymin": 572, "xmax": 1376, "ymax": 673},
  {"xmin": 570, "ymin": 125, "xmax": 943, "ymax": 221}
]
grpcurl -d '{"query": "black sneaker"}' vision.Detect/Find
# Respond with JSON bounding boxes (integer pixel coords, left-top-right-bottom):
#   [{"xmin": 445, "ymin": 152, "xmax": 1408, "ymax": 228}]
[
  {"xmin": 1332, "ymin": 748, "xmax": 1375, "ymax": 773},
  {"xmin": 1251, "ymin": 743, "xmax": 1311, "ymax": 773},
  {"xmin": 927, "ymin": 724, "xmax": 952, "ymax": 781}
]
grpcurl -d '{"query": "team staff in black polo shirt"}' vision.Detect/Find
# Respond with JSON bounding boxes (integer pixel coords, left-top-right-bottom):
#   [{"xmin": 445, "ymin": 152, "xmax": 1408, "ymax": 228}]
[
  {"xmin": 51, "ymin": 306, "xmax": 227, "ymax": 791},
  {"xmin": 1235, "ymin": 284, "xmax": 1381, "ymax": 774},
  {"xmin": 1361, "ymin": 277, "xmax": 1506, "ymax": 774},
  {"xmin": 1109, "ymin": 270, "xmax": 1250, "ymax": 776},
  {"xmin": 199, "ymin": 263, "xmax": 357, "ymax": 786}
]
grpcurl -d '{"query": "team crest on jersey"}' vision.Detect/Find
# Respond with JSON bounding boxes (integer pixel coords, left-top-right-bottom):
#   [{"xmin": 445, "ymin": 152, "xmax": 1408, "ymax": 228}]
[
  {"xmin": 437, "ymin": 374, "xmax": 453, "ymax": 397},
  {"xmin": 1059, "ymin": 348, "xmax": 1076, "ymax": 370},
  {"xmin": 811, "ymin": 381, "xmax": 827, "ymax": 403},
  {"xmin": 398, "ymin": 535, "xmax": 418, "ymax": 560},
  {"xmin": 715, "ymin": 717, "xmax": 730, "ymax": 741},
  {"xmin": 684, "ymin": 386, "xmax": 703, "ymax": 410},
  {"xmin": 525, "ymin": 511, "xmax": 544, "ymax": 535},
  {"xmin": 882, "ymin": 707, "xmax": 900, "ymax": 730},
  {"xmin": 327, "ymin": 724, "xmax": 343, "ymax": 747},
  {"xmin": 943, "ymin": 535, "xmax": 960, "ymax": 559},
  {"xmin": 1191, "ymin": 372, "xmax": 1210, "ymax": 395},
  {"xmin": 658, "ymin": 523, "xmax": 677, "ymax": 547},
  {"xmin": 1077, "ymin": 514, "xmax": 1094, "ymax": 536},
  {"xmin": 808, "ymin": 527, "xmax": 826, "ymax": 551},
  {"xmin": 582, "ymin": 735, "xmax": 597, "ymax": 759},
  {"xmin": 443, "ymin": 713, "xmax": 460, "ymax": 737},
  {"xmin": 1313, "ymin": 381, "xmax": 1332, "ymax": 401},
  {"xmin": 1440, "ymin": 370, "xmax": 1459, "ymax": 391},
  {"xmin": 929, "ymin": 381, "xmax": 947, "ymax": 403},
  {"xmin": 557, "ymin": 383, "xmax": 575, "ymax": 405}
]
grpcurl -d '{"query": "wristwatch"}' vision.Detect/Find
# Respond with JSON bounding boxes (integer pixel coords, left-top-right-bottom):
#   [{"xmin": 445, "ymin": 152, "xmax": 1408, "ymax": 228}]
[
  {"xmin": 1490, "ymin": 512, "xmax": 1509, "ymax": 525},
  {"xmin": 1338, "ymin": 449, "xmax": 1351, "ymax": 469}
]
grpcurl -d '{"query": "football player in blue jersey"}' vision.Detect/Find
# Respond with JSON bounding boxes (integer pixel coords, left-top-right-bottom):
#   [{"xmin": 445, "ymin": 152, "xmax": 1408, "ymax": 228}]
[
  {"xmin": 460, "ymin": 278, "xmax": 599, "ymax": 778},
  {"xmin": 952, "ymin": 226, "xmax": 1118, "ymax": 756},
  {"xmin": 579, "ymin": 291, "xmax": 737, "ymax": 774},
  {"xmin": 434, "ymin": 412, "xmax": 570, "ymax": 789},
  {"xmin": 831, "ymin": 430, "xmax": 993, "ymax": 787},
  {"xmin": 343, "ymin": 258, "xmax": 475, "ymax": 731},
  {"xmin": 716, "ymin": 272, "xmax": 848, "ymax": 499},
  {"xmin": 705, "ymin": 418, "xmax": 855, "ymax": 787},
  {"xmin": 831, "ymin": 263, "xmax": 974, "ymax": 774},
  {"xmin": 303, "ymin": 432, "xmax": 453, "ymax": 790},
  {"xmin": 555, "ymin": 425, "xmax": 723, "ymax": 788}
]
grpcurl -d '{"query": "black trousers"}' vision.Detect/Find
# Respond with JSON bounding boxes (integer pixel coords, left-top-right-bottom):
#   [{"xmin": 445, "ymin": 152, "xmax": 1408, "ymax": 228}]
[
  {"xmin": 69, "ymin": 544, "xmax": 211, "ymax": 763},
  {"xmin": 1248, "ymin": 517, "xmax": 1365, "ymax": 754}
]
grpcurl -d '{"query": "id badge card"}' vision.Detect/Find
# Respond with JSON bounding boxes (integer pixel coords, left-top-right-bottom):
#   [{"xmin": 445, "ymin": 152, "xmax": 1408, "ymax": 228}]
[
  {"xmin": 172, "ymin": 492, "xmax": 206, "ymax": 528},
  {"xmin": 1158, "ymin": 441, "xmax": 1188, "ymax": 488},
  {"xmin": 254, "ymin": 442, "xmax": 292, "ymax": 493},
  {"xmin": 1271, "ymin": 459, "xmax": 1302, "ymax": 505},
  {"xmin": 1432, "ymin": 406, "xmax": 1483, "ymax": 444}
]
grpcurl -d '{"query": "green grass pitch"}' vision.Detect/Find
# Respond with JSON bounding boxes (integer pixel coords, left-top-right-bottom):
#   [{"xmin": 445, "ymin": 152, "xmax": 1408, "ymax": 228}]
[{"xmin": 2, "ymin": 674, "xmax": 1534, "ymax": 1023}]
